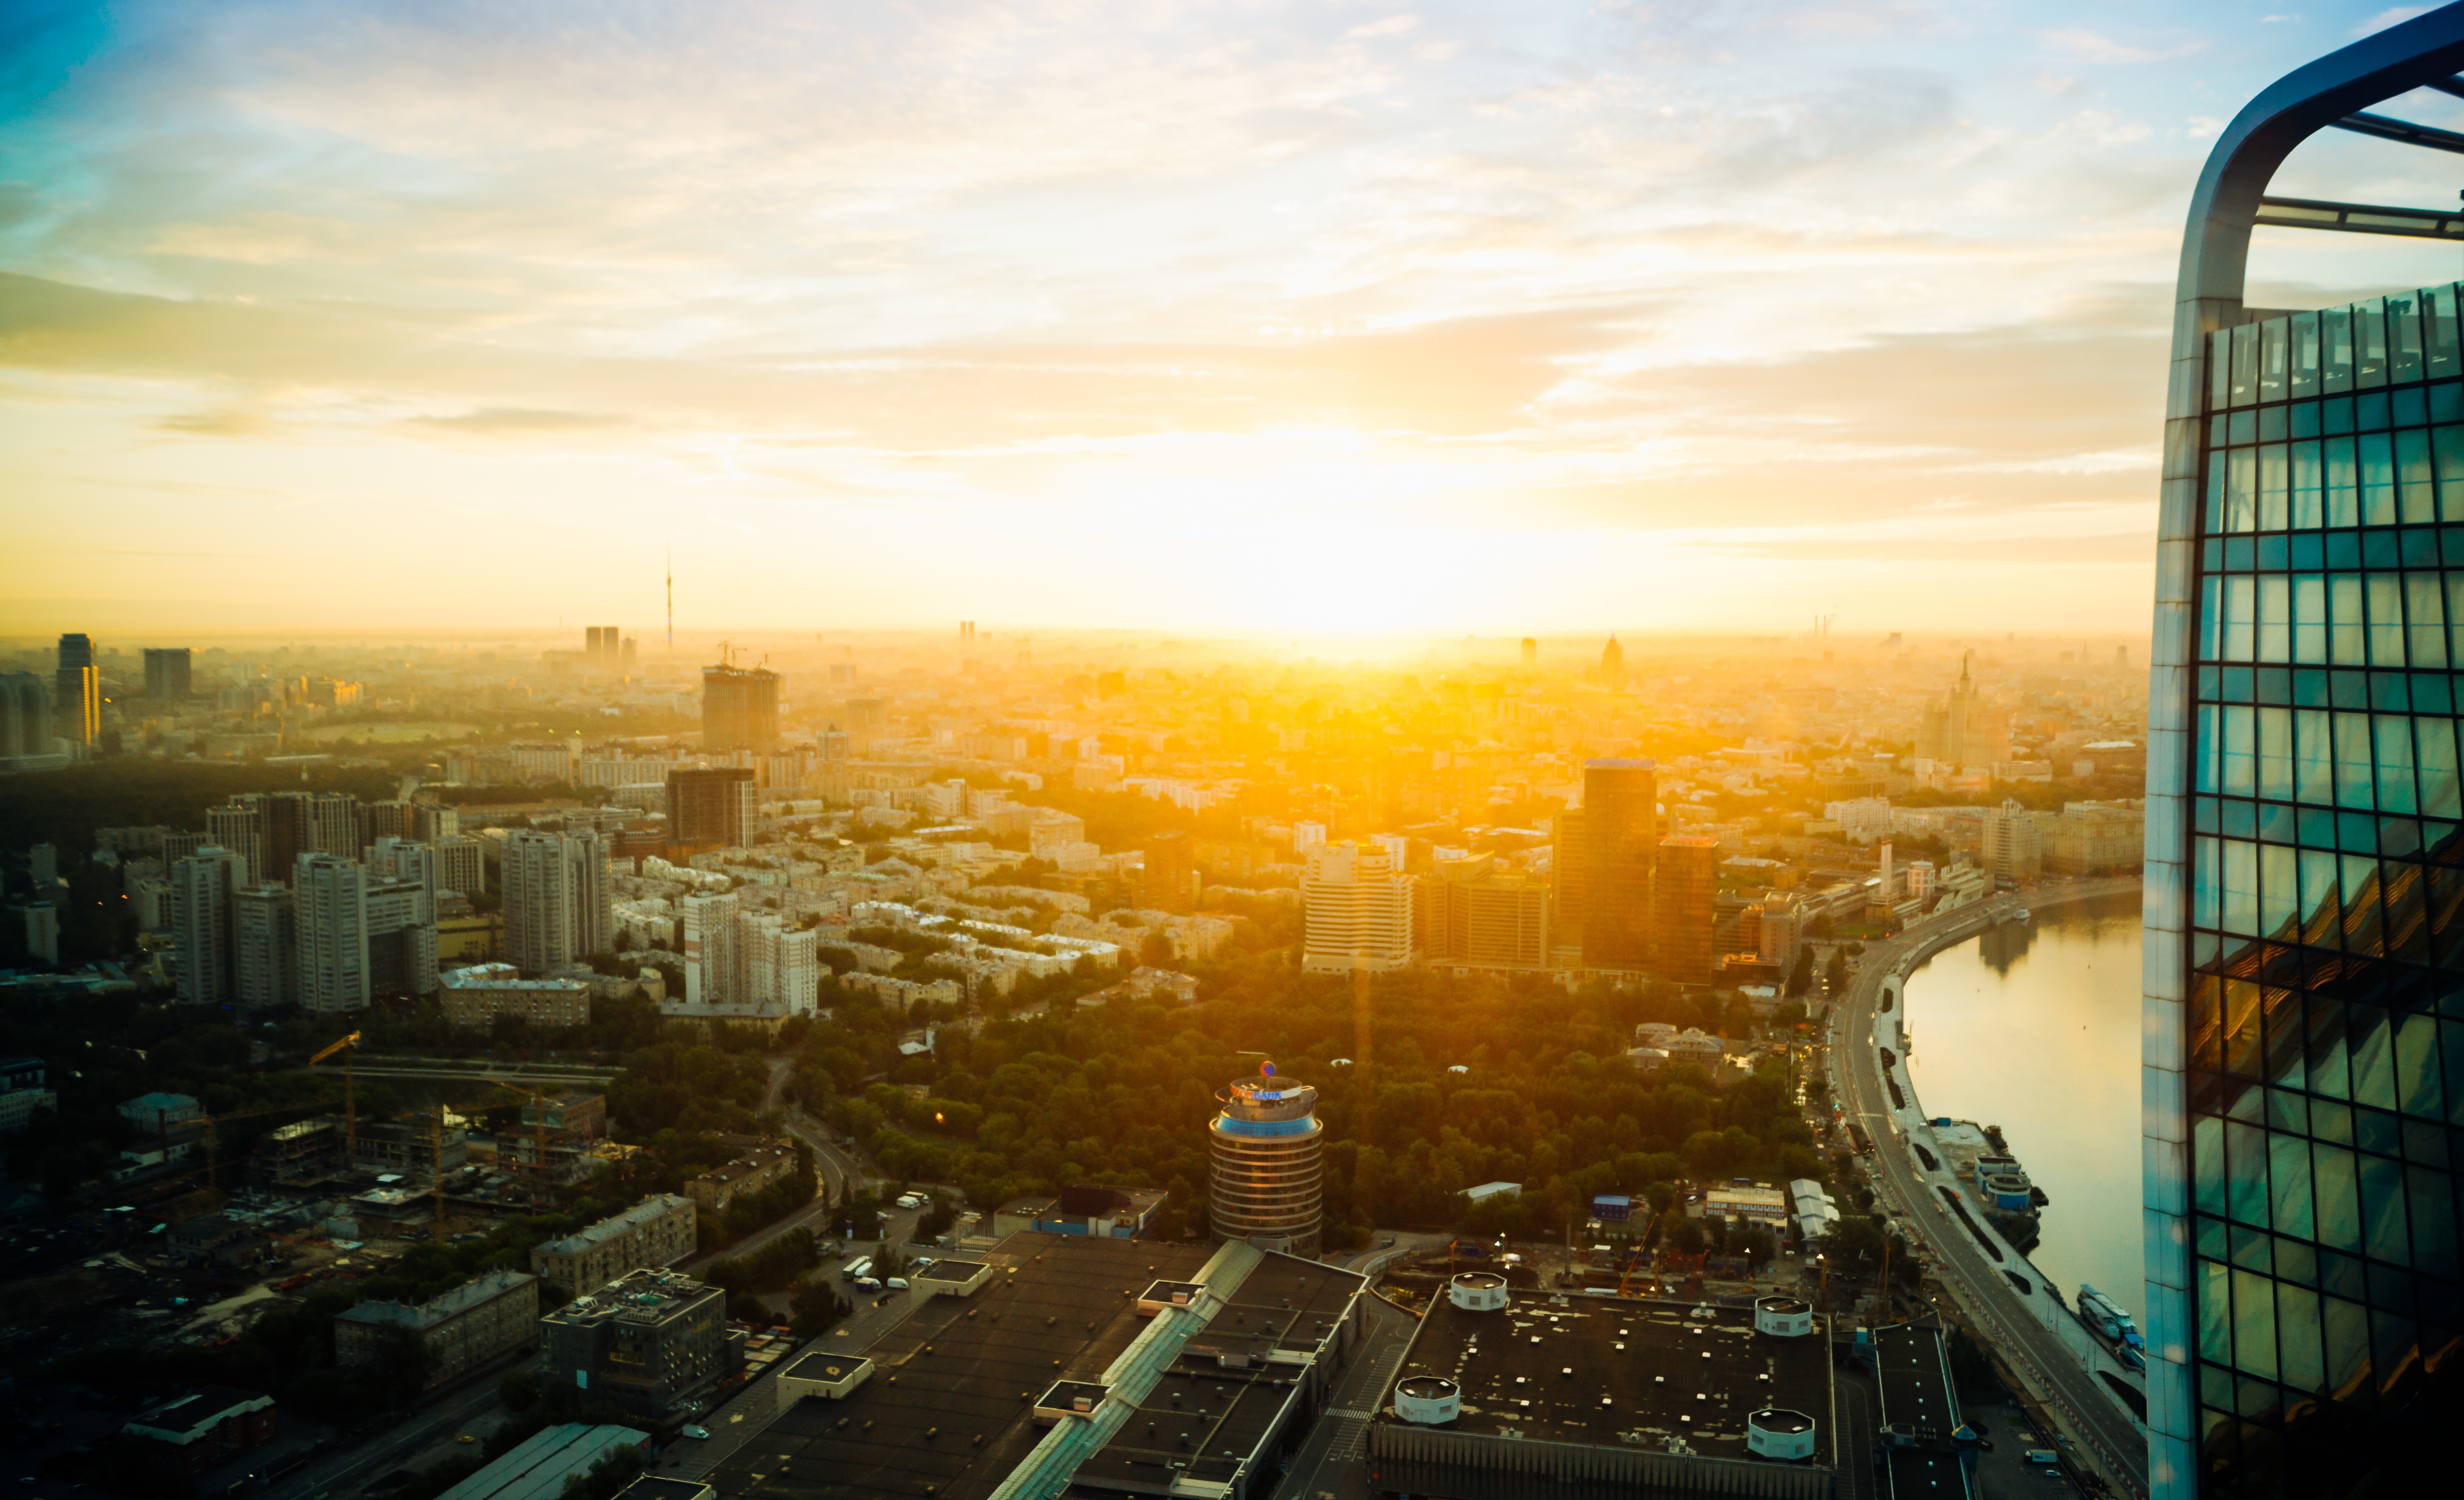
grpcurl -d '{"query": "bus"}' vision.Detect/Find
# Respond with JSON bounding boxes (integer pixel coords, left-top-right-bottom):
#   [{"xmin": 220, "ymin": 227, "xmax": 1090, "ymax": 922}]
[{"xmin": 842, "ymin": 1257, "xmax": 874, "ymax": 1281}]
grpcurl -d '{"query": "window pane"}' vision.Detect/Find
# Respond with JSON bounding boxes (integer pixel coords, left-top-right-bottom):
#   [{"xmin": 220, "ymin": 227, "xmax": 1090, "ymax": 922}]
[
  {"xmin": 2259, "ymin": 706, "xmax": 2293, "ymax": 800},
  {"xmin": 2350, "ymin": 1004, "xmax": 2397, "ymax": 1109},
  {"xmin": 2366, "ymin": 573, "xmax": 2405, "ymax": 665},
  {"xmin": 2360, "ymin": 432, "xmax": 2397, "ymax": 525},
  {"xmin": 2295, "ymin": 708, "xmax": 2333, "ymax": 804},
  {"xmin": 2308, "ymin": 994, "xmax": 2352, "ymax": 1100},
  {"xmin": 2374, "ymin": 713, "xmax": 2420, "ymax": 814},
  {"xmin": 2302, "ymin": 848, "xmax": 2342, "ymax": 946},
  {"xmin": 2294, "ymin": 573, "xmax": 2327, "ymax": 663},
  {"xmin": 2197, "ymin": 835, "xmax": 2222, "ymax": 929},
  {"xmin": 2409, "ymin": 1165, "xmax": 2457, "ymax": 1278},
  {"xmin": 2426, "ymin": 288, "xmax": 2457, "ymax": 382},
  {"xmin": 2228, "ymin": 1119, "xmax": 2270, "ymax": 1224},
  {"xmin": 2225, "ymin": 575, "xmax": 2255, "ymax": 660},
  {"xmin": 2397, "ymin": 428, "xmax": 2435, "ymax": 522},
  {"xmin": 2312, "ymin": 1143, "xmax": 2362, "ymax": 1251},
  {"xmin": 2343, "ymin": 855, "xmax": 2385, "ymax": 955},
  {"xmin": 2436, "ymin": 426, "xmax": 2464, "ymax": 522},
  {"xmin": 2391, "ymin": 292, "xmax": 2424, "ymax": 383},
  {"xmin": 2225, "ymin": 839, "xmax": 2260, "ymax": 935},
  {"xmin": 2201, "ymin": 1256, "xmax": 2235, "ymax": 1364},
  {"xmin": 2223, "ymin": 705, "xmax": 2256, "ymax": 794},
  {"xmin": 2264, "ymin": 315, "xmax": 2291, "ymax": 399},
  {"xmin": 2202, "ymin": 576, "xmax": 2223, "ymax": 662},
  {"xmin": 2197, "ymin": 1113, "xmax": 2229, "ymax": 1216},
  {"xmin": 2257, "ymin": 574, "xmax": 2290, "ymax": 662},
  {"xmin": 2199, "ymin": 704, "xmax": 2223, "ymax": 794},
  {"xmin": 2294, "ymin": 439, "xmax": 2325, "ymax": 529},
  {"xmin": 2396, "ymin": 1014, "xmax": 2445, "ymax": 1121},
  {"xmin": 2420, "ymin": 717, "xmax": 2463, "ymax": 819},
  {"xmin": 2270, "ymin": 1132, "xmax": 2315, "ymax": 1237},
  {"xmin": 2333, "ymin": 712, "xmax": 2376, "ymax": 809},
  {"xmin": 2228, "ymin": 977, "xmax": 2264, "ymax": 1077},
  {"xmin": 2406, "ymin": 573, "xmax": 2448, "ymax": 668},
  {"xmin": 2355, "ymin": 297, "xmax": 2389, "ymax": 389},
  {"xmin": 2324, "ymin": 1295, "xmax": 2371, "ymax": 1396},
  {"xmin": 2325, "ymin": 308, "xmax": 2355, "ymax": 394},
  {"xmin": 2330, "ymin": 574, "xmax": 2365, "ymax": 665},
  {"xmin": 2235, "ymin": 320, "xmax": 2262, "ymax": 405},
  {"xmin": 2279, "ymin": 1282, "xmax": 2326, "ymax": 1393},
  {"xmin": 2359, "ymin": 1153, "xmax": 2410, "ymax": 1264},
  {"xmin": 2232, "ymin": 1268, "xmax": 2278, "ymax": 1379},
  {"xmin": 2261, "ymin": 843, "xmax": 2297, "ymax": 935},
  {"xmin": 2327, "ymin": 436, "xmax": 2359, "ymax": 526}
]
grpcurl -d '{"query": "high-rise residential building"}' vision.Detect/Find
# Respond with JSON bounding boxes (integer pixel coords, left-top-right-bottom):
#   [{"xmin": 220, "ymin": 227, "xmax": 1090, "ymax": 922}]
[
  {"xmin": 1209, "ymin": 1066, "xmax": 1323, "ymax": 1258},
  {"xmin": 208, "ymin": 792, "xmax": 359, "ymax": 887},
  {"xmin": 1977, "ymin": 800, "xmax": 2042, "ymax": 888},
  {"xmin": 142, "ymin": 648, "xmax": 192, "ymax": 701},
  {"xmin": 2146, "ymin": 17, "xmax": 2464, "ymax": 1496},
  {"xmin": 1299, "ymin": 841, "xmax": 1411, "ymax": 973},
  {"xmin": 171, "ymin": 847, "xmax": 246, "ymax": 1007},
  {"xmin": 13, "ymin": 904, "xmax": 58, "ymax": 966},
  {"xmin": 1418, "ymin": 867, "xmax": 1550, "ymax": 970},
  {"xmin": 666, "ymin": 767, "xmax": 757, "ymax": 852},
  {"xmin": 619, "ymin": 636, "xmax": 638, "ymax": 676},
  {"xmin": 366, "ymin": 838, "xmax": 440, "ymax": 998},
  {"xmin": 234, "ymin": 883, "xmax": 297, "ymax": 1010},
  {"xmin": 503, "ymin": 829, "xmax": 607, "ymax": 976},
  {"xmin": 1142, "ymin": 831, "xmax": 1195, "ymax": 912},
  {"xmin": 1597, "ymin": 634, "xmax": 1625, "ymax": 690},
  {"xmin": 741, "ymin": 913, "xmax": 821, "ymax": 1016},
  {"xmin": 53, "ymin": 634, "xmax": 98, "ymax": 750},
  {"xmin": 679, "ymin": 891, "xmax": 741, "ymax": 1004},
  {"xmin": 0, "ymin": 673, "xmax": 51, "ymax": 762},
  {"xmin": 432, "ymin": 834, "xmax": 483, "ymax": 899},
  {"xmin": 1915, "ymin": 653, "xmax": 2011, "ymax": 771},
  {"xmin": 1653, "ymin": 835, "xmax": 1719, "ymax": 986},
  {"xmin": 358, "ymin": 800, "xmax": 415, "ymax": 853},
  {"xmin": 412, "ymin": 804, "xmax": 460, "ymax": 843},
  {"xmin": 1580, "ymin": 758, "xmax": 1657, "ymax": 971},
  {"xmin": 701, "ymin": 663, "xmax": 780, "ymax": 753},
  {"xmin": 1757, "ymin": 891, "xmax": 1805, "ymax": 971},
  {"xmin": 294, "ymin": 853, "xmax": 369, "ymax": 1013}
]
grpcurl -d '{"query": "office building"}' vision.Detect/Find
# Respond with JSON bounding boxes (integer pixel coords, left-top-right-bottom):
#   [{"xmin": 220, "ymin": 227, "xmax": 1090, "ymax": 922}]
[
  {"xmin": 171, "ymin": 847, "xmax": 246, "ymax": 1007},
  {"xmin": 143, "ymin": 648, "xmax": 192, "ymax": 701},
  {"xmin": 294, "ymin": 853, "xmax": 369, "ymax": 1014},
  {"xmin": 0, "ymin": 672, "xmax": 53, "ymax": 764},
  {"xmin": 1417, "ymin": 865, "xmax": 1551, "ymax": 969},
  {"xmin": 701, "ymin": 663, "xmax": 780, "ymax": 754},
  {"xmin": 53, "ymin": 633, "xmax": 98, "ymax": 749},
  {"xmin": 666, "ymin": 767, "xmax": 757, "ymax": 852},
  {"xmin": 1580, "ymin": 758, "xmax": 1657, "ymax": 970},
  {"xmin": 1209, "ymin": 1066, "xmax": 1323, "ymax": 1257},
  {"xmin": 334, "ymin": 1270, "xmax": 538, "ymax": 1391},
  {"xmin": 233, "ymin": 884, "xmax": 297, "ymax": 1010},
  {"xmin": 1142, "ymin": 830, "xmax": 1196, "ymax": 912},
  {"xmin": 529, "ymin": 1194, "xmax": 697, "ymax": 1293},
  {"xmin": 1977, "ymin": 798, "xmax": 2042, "ymax": 888},
  {"xmin": 537, "ymin": 1268, "xmax": 734, "ymax": 1419},
  {"xmin": 1916, "ymin": 652, "xmax": 2010, "ymax": 771},
  {"xmin": 1654, "ymin": 835, "xmax": 1719, "ymax": 985},
  {"xmin": 2146, "ymin": 17, "xmax": 2464, "ymax": 1497},
  {"xmin": 502, "ymin": 829, "xmax": 609, "ymax": 976},
  {"xmin": 1299, "ymin": 840, "xmax": 1411, "ymax": 973}
]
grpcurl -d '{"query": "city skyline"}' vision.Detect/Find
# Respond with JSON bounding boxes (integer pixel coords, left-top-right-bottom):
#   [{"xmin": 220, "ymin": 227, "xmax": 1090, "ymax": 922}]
[{"xmin": 8, "ymin": 2, "xmax": 2464, "ymax": 636}]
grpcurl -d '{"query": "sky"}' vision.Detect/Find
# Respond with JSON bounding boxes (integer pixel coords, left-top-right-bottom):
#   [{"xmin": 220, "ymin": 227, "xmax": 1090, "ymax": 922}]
[{"xmin": 6, "ymin": 0, "xmax": 2464, "ymax": 640}]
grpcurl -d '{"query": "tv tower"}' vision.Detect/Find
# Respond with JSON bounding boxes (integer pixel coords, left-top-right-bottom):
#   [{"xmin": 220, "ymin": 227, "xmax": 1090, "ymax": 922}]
[{"xmin": 665, "ymin": 547, "xmax": 673, "ymax": 651}]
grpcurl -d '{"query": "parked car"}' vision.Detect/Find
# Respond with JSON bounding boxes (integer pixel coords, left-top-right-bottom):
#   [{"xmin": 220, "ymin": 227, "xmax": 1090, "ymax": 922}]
[
  {"xmin": 682, "ymin": 1426, "xmax": 711, "ymax": 1441},
  {"xmin": 886, "ymin": 1277, "xmax": 910, "ymax": 1291}
]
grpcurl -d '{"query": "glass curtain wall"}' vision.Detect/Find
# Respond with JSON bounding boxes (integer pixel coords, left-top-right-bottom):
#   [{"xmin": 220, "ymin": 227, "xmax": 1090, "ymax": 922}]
[{"xmin": 2186, "ymin": 282, "xmax": 2464, "ymax": 1492}]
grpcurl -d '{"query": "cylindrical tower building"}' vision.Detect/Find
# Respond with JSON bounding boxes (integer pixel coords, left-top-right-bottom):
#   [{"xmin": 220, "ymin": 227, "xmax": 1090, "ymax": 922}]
[{"xmin": 1208, "ymin": 1066, "xmax": 1323, "ymax": 1257}]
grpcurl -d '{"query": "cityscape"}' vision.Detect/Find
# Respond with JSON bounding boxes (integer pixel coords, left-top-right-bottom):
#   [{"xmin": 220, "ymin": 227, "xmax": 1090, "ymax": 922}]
[{"xmin": 2, "ymin": 6, "xmax": 2463, "ymax": 1500}]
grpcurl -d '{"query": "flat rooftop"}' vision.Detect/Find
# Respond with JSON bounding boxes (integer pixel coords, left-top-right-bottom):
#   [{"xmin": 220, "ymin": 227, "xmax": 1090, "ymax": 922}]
[
  {"xmin": 1069, "ymin": 1253, "xmax": 1365, "ymax": 1494},
  {"xmin": 1380, "ymin": 1294, "xmax": 1836, "ymax": 1463},
  {"xmin": 702, "ymin": 1235, "xmax": 1217, "ymax": 1500}
]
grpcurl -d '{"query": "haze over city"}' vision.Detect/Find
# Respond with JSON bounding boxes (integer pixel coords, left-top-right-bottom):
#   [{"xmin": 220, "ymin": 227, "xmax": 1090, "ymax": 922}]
[{"xmin": 4, "ymin": 1, "xmax": 2463, "ymax": 635}]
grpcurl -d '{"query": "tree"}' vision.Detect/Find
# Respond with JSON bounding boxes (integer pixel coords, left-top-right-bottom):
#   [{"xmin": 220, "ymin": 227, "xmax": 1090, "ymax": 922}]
[
  {"xmin": 1823, "ymin": 950, "xmax": 1847, "ymax": 996},
  {"xmin": 1786, "ymin": 950, "xmax": 1814, "ymax": 998},
  {"xmin": 500, "ymin": 1369, "xmax": 540, "ymax": 1415}
]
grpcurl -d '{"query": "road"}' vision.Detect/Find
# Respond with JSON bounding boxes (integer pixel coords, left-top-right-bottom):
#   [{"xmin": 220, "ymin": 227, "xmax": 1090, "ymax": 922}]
[
  {"xmin": 1830, "ymin": 877, "xmax": 2147, "ymax": 1500},
  {"xmin": 262, "ymin": 1355, "xmax": 533, "ymax": 1500},
  {"xmin": 1267, "ymin": 1293, "xmax": 1421, "ymax": 1500}
]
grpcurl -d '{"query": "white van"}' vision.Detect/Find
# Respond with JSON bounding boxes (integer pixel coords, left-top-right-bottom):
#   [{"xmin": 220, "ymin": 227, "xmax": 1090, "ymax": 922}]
[
  {"xmin": 855, "ymin": 1276, "xmax": 882, "ymax": 1291},
  {"xmin": 886, "ymin": 1276, "xmax": 910, "ymax": 1291},
  {"xmin": 896, "ymin": 1194, "xmax": 923, "ymax": 1210}
]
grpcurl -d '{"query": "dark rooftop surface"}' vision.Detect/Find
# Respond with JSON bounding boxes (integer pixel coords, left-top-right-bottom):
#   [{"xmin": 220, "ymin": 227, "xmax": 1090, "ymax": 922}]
[
  {"xmin": 1069, "ymin": 1254, "xmax": 1366, "ymax": 1494},
  {"xmin": 1874, "ymin": 1321, "xmax": 1975, "ymax": 1500},
  {"xmin": 1380, "ymin": 1295, "xmax": 1835, "ymax": 1463},
  {"xmin": 703, "ymin": 1236, "xmax": 1216, "ymax": 1500}
]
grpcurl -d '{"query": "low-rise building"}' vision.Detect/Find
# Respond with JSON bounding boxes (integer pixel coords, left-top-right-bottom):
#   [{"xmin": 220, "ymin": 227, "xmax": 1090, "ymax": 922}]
[
  {"xmin": 119, "ymin": 1387, "xmax": 277, "ymax": 1488},
  {"xmin": 169, "ymin": 1212, "xmax": 262, "ymax": 1270},
  {"xmin": 991, "ymin": 1183, "xmax": 1168, "ymax": 1240},
  {"xmin": 441, "ymin": 962, "xmax": 593, "ymax": 1029},
  {"xmin": 334, "ymin": 1270, "xmax": 540, "ymax": 1391},
  {"xmin": 683, "ymin": 1143, "xmax": 799, "ymax": 1212},
  {"xmin": 435, "ymin": 1424, "xmax": 651, "ymax": 1500},
  {"xmin": 538, "ymin": 1269, "xmax": 737, "ymax": 1420},
  {"xmin": 529, "ymin": 1194, "xmax": 696, "ymax": 1293}
]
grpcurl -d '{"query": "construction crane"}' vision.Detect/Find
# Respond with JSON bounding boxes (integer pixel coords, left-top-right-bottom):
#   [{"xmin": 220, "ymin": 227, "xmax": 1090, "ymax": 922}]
[{"xmin": 308, "ymin": 1030, "xmax": 364, "ymax": 1168}]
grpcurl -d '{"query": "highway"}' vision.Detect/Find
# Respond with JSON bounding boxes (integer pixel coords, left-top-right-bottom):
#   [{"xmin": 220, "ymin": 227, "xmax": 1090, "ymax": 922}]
[{"xmin": 1829, "ymin": 877, "xmax": 2147, "ymax": 1499}]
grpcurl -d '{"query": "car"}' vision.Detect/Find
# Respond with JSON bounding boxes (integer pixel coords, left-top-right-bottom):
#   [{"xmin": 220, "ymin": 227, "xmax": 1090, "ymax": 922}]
[
  {"xmin": 682, "ymin": 1426, "xmax": 711, "ymax": 1441},
  {"xmin": 457, "ymin": 1435, "xmax": 476, "ymax": 1445},
  {"xmin": 1379, "ymin": 1238, "xmax": 1395, "ymax": 1247}
]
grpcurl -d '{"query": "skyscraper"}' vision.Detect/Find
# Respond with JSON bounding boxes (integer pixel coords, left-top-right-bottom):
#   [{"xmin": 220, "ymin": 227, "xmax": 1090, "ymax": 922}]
[
  {"xmin": 1597, "ymin": 634, "xmax": 1625, "ymax": 690},
  {"xmin": 53, "ymin": 633, "xmax": 97, "ymax": 750},
  {"xmin": 1653, "ymin": 835, "xmax": 1718, "ymax": 985},
  {"xmin": 680, "ymin": 890, "xmax": 741, "ymax": 1004},
  {"xmin": 0, "ymin": 673, "xmax": 49, "ymax": 762},
  {"xmin": 171, "ymin": 846, "xmax": 246, "ymax": 1007},
  {"xmin": 1209, "ymin": 1065, "xmax": 1323, "ymax": 1257},
  {"xmin": 702, "ymin": 663, "xmax": 781, "ymax": 753},
  {"xmin": 208, "ymin": 792, "xmax": 359, "ymax": 887},
  {"xmin": 2146, "ymin": 14, "xmax": 2464, "ymax": 1496},
  {"xmin": 234, "ymin": 883, "xmax": 297, "ymax": 1010},
  {"xmin": 503, "ymin": 829, "xmax": 607, "ymax": 976},
  {"xmin": 366, "ymin": 838, "xmax": 440, "ymax": 998},
  {"xmin": 143, "ymin": 648, "xmax": 192, "ymax": 700},
  {"xmin": 1580, "ymin": 758, "xmax": 1656, "ymax": 970},
  {"xmin": 666, "ymin": 767, "xmax": 757, "ymax": 853},
  {"xmin": 294, "ymin": 853, "xmax": 370, "ymax": 1014},
  {"xmin": 1915, "ymin": 653, "xmax": 2011, "ymax": 770}
]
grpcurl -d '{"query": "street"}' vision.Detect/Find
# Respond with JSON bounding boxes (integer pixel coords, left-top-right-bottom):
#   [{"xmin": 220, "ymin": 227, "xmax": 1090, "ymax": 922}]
[{"xmin": 1830, "ymin": 879, "xmax": 2148, "ymax": 1499}]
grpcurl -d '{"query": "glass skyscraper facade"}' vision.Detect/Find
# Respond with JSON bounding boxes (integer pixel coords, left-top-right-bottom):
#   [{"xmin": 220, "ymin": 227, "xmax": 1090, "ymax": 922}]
[{"xmin": 2176, "ymin": 285, "xmax": 2464, "ymax": 1493}]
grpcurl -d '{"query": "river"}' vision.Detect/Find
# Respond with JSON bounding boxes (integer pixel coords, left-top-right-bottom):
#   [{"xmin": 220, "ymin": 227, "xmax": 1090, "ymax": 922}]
[{"xmin": 1900, "ymin": 887, "xmax": 2144, "ymax": 1309}]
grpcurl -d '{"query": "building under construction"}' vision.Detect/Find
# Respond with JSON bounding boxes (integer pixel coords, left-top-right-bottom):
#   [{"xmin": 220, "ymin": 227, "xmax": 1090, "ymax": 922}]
[{"xmin": 244, "ymin": 1112, "xmax": 466, "ymax": 1186}]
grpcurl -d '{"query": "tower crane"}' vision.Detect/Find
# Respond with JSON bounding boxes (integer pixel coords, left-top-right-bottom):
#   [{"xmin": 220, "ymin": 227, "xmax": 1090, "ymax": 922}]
[{"xmin": 308, "ymin": 1030, "xmax": 363, "ymax": 1168}]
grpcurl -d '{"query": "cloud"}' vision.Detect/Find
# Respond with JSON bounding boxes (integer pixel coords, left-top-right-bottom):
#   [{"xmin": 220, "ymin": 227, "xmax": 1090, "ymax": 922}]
[
  {"xmin": 1347, "ymin": 14, "xmax": 1419, "ymax": 39},
  {"xmin": 408, "ymin": 407, "xmax": 628, "ymax": 436},
  {"xmin": 2032, "ymin": 29, "xmax": 2202, "ymax": 65}
]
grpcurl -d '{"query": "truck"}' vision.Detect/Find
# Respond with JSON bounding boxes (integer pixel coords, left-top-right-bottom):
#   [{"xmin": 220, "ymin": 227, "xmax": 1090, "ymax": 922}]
[{"xmin": 1847, "ymin": 1122, "xmax": 1874, "ymax": 1155}]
